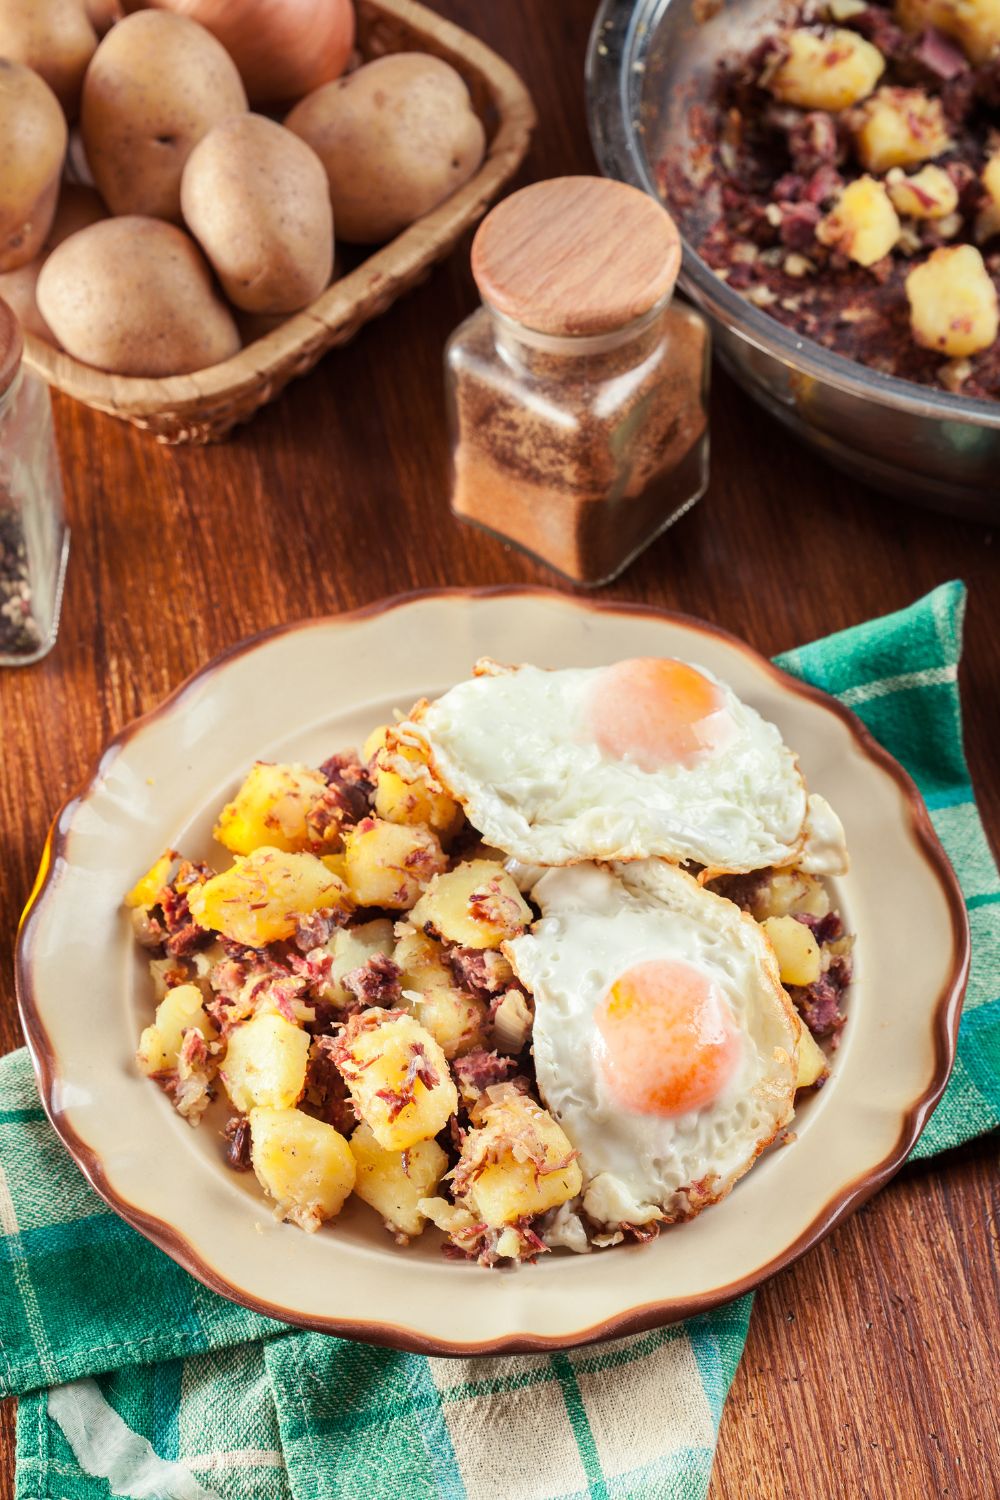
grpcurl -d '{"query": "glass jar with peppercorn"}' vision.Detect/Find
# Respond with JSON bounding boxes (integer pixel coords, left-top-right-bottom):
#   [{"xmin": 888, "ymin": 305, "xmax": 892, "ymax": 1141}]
[
  {"xmin": 444, "ymin": 176, "xmax": 710, "ymax": 586},
  {"xmin": 0, "ymin": 296, "xmax": 68, "ymax": 667}
]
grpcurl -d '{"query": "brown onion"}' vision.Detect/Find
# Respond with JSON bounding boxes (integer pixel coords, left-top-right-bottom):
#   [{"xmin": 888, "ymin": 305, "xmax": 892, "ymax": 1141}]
[{"xmin": 120, "ymin": 0, "xmax": 355, "ymax": 104}]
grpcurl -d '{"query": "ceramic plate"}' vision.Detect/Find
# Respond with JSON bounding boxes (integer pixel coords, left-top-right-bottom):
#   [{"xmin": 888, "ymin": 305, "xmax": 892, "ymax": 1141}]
[{"xmin": 16, "ymin": 589, "xmax": 969, "ymax": 1354}]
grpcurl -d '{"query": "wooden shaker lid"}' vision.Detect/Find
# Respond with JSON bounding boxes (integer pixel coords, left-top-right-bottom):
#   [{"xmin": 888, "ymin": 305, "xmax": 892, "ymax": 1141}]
[
  {"xmin": 0, "ymin": 296, "xmax": 23, "ymax": 398},
  {"xmin": 471, "ymin": 176, "xmax": 682, "ymax": 337}
]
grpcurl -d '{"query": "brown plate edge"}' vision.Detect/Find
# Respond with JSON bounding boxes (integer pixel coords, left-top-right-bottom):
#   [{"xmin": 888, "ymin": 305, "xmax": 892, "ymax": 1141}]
[{"xmin": 14, "ymin": 584, "xmax": 972, "ymax": 1357}]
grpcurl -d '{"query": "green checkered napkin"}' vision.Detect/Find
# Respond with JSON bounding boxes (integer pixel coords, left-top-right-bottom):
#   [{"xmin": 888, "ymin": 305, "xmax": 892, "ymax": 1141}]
[{"xmin": 2, "ymin": 581, "xmax": 996, "ymax": 1500}]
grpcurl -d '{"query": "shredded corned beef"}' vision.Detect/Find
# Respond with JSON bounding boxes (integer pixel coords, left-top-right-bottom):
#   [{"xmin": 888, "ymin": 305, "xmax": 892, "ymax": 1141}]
[
  {"xmin": 303, "ymin": 1039, "xmax": 357, "ymax": 1134},
  {"xmin": 342, "ymin": 952, "xmax": 402, "ymax": 1009},
  {"xmin": 446, "ymin": 946, "xmax": 510, "ymax": 998},
  {"xmin": 223, "ymin": 1116, "xmax": 252, "ymax": 1171},
  {"xmin": 452, "ymin": 1048, "xmax": 518, "ymax": 1099},
  {"xmin": 788, "ymin": 954, "xmax": 852, "ymax": 1040}
]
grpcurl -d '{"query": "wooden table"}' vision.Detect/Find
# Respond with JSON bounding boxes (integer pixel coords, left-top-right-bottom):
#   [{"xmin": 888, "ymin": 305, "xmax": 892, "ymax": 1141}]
[{"xmin": 2, "ymin": 2, "xmax": 998, "ymax": 1494}]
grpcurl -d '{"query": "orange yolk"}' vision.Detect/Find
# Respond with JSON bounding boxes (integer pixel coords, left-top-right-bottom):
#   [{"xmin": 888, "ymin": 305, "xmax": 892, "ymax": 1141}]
[
  {"xmin": 589, "ymin": 657, "xmax": 733, "ymax": 770},
  {"xmin": 595, "ymin": 960, "xmax": 739, "ymax": 1117}
]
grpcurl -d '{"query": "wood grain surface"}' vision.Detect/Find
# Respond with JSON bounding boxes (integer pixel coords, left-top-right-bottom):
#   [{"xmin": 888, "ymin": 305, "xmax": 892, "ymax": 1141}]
[{"xmin": 1, "ymin": 2, "xmax": 998, "ymax": 1496}]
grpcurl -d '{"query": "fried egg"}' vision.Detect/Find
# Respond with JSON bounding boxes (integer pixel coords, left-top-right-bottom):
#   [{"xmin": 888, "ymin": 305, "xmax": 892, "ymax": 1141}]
[
  {"xmin": 504, "ymin": 861, "xmax": 800, "ymax": 1230},
  {"xmin": 405, "ymin": 658, "xmax": 846, "ymax": 876}
]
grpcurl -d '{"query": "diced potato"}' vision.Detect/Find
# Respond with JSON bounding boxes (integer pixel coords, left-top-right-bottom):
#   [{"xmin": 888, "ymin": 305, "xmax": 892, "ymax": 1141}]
[
  {"xmin": 754, "ymin": 869, "xmax": 831, "ymax": 921},
  {"xmin": 404, "ymin": 986, "xmax": 489, "ymax": 1060},
  {"xmin": 124, "ymin": 851, "xmax": 176, "ymax": 910},
  {"xmin": 906, "ymin": 244, "xmax": 1000, "ymax": 356},
  {"xmin": 817, "ymin": 176, "xmax": 901, "ymax": 266},
  {"xmin": 136, "ymin": 983, "xmax": 215, "ymax": 1076},
  {"xmin": 214, "ymin": 762, "xmax": 330, "ymax": 856},
  {"xmin": 370, "ymin": 730, "xmax": 462, "ymax": 840},
  {"xmin": 321, "ymin": 851, "xmax": 349, "ymax": 883},
  {"xmin": 852, "ymin": 87, "xmax": 952, "ymax": 173},
  {"xmin": 220, "ymin": 1011, "xmax": 310, "ymax": 1113},
  {"xmin": 763, "ymin": 915, "xmax": 823, "ymax": 987},
  {"xmin": 349, "ymin": 1120, "xmax": 448, "ymax": 1238},
  {"xmin": 410, "ymin": 860, "xmax": 532, "ymax": 951},
  {"xmin": 188, "ymin": 846, "xmax": 352, "ymax": 947},
  {"xmin": 393, "ymin": 925, "xmax": 454, "ymax": 991},
  {"xmin": 886, "ymin": 164, "xmax": 959, "ymax": 220},
  {"xmin": 321, "ymin": 919, "xmax": 396, "ymax": 1005},
  {"xmin": 249, "ymin": 1107, "xmax": 355, "ymax": 1232},
  {"xmin": 331, "ymin": 1008, "xmax": 458, "ymax": 1151},
  {"xmin": 895, "ymin": 0, "xmax": 1000, "ymax": 63},
  {"xmin": 454, "ymin": 1089, "xmax": 582, "ymax": 1228},
  {"xmin": 983, "ymin": 154, "xmax": 1000, "ymax": 211},
  {"xmin": 361, "ymin": 724, "xmax": 392, "ymax": 763},
  {"xmin": 766, "ymin": 26, "xmax": 885, "ymax": 110},
  {"xmin": 796, "ymin": 1024, "xmax": 830, "ymax": 1089},
  {"xmin": 342, "ymin": 818, "xmax": 446, "ymax": 911}
]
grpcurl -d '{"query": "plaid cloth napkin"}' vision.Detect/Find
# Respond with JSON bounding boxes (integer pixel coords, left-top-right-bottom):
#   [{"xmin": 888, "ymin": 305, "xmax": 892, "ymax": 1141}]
[{"xmin": 2, "ymin": 581, "xmax": 996, "ymax": 1500}]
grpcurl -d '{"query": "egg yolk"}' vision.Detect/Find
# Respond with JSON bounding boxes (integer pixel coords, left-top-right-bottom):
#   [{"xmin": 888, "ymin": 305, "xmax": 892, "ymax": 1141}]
[
  {"xmin": 595, "ymin": 960, "xmax": 739, "ymax": 1117},
  {"xmin": 588, "ymin": 658, "xmax": 733, "ymax": 770}
]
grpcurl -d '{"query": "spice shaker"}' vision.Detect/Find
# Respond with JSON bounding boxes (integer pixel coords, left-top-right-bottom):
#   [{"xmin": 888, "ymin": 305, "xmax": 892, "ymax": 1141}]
[
  {"xmin": 0, "ymin": 297, "xmax": 68, "ymax": 667},
  {"xmin": 445, "ymin": 176, "xmax": 710, "ymax": 586}
]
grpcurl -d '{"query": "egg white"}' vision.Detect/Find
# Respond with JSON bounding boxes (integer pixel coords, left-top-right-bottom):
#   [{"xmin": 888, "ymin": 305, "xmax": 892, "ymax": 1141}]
[
  {"xmin": 405, "ymin": 659, "xmax": 834, "ymax": 875},
  {"xmin": 504, "ymin": 861, "xmax": 800, "ymax": 1229}
]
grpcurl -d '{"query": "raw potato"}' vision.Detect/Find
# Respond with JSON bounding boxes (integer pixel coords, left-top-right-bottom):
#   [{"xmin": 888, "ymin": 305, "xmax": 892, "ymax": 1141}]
[
  {"xmin": 36, "ymin": 216, "xmax": 241, "ymax": 376},
  {"xmin": 0, "ymin": 184, "xmax": 106, "ymax": 342},
  {"xmin": 0, "ymin": 60, "xmax": 67, "ymax": 274},
  {"xmin": 181, "ymin": 114, "xmax": 333, "ymax": 315},
  {"xmin": 249, "ymin": 1107, "xmax": 355, "ymax": 1231},
  {"xmin": 410, "ymin": 860, "xmax": 532, "ymax": 950},
  {"xmin": 136, "ymin": 982, "xmax": 214, "ymax": 1075},
  {"xmin": 285, "ymin": 53, "xmax": 486, "ymax": 244},
  {"xmin": 349, "ymin": 1121, "xmax": 447, "ymax": 1239},
  {"xmin": 0, "ymin": 0, "xmax": 97, "ymax": 119},
  {"xmin": 762, "ymin": 914, "xmax": 823, "ymax": 987},
  {"xmin": 454, "ymin": 1090, "xmax": 582, "ymax": 1228},
  {"xmin": 342, "ymin": 817, "xmax": 446, "ymax": 910},
  {"xmin": 766, "ymin": 27, "xmax": 885, "ymax": 111},
  {"xmin": 81, "ymin": 10, "xmax": 248, "ymax": 221},
  {"xmin": 331, "ymin": 1007, "xmax": 458, "ymax": 1151},
  {"xmin": 220, "ymin": 1011, "xmax": 310, "ymax": 1113},
  {"xmin": 214, "ymin": 761, "xmax": 330, "ymax": 856},
  {"xmin": 188, "ymin": 845, "xmax": 352, "ymax": 946}
]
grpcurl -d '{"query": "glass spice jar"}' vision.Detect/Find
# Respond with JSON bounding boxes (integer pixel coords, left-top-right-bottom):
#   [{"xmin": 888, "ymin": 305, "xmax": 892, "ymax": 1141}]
[
  {"xmin": 0, "ymin": 296, "xmax": 69, "ymax": 667},
  {"xmin": 445, "ymin": 176, "xmax": 710, "ymax": 586}
]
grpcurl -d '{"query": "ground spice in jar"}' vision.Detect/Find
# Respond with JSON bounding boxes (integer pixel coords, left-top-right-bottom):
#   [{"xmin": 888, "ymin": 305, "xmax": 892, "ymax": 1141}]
[
  {"xmin": 445, "ymin": 177, "xmax": 710, "ymax": 586},
  {"xmin": 0, "ymin": 507, "xmax": 43, "ymax": 657}
]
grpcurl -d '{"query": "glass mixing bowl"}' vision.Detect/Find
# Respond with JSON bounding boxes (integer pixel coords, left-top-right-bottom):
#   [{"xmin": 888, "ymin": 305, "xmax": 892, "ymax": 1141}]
[{"xmin": 586, "ymin": 0, "xmax": 1000, "ymax": 519}]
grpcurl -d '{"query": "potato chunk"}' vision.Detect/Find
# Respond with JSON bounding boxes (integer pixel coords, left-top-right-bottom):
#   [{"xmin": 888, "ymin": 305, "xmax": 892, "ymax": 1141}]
[
  {"xmin": 767, "ymin": 27, "xmax": 885, "ymax": 110},
  {"xmin": 331, "ymin": 1008, "xmax": 458, "ymax": 1150},
  {"xmin": 214, "ymin": 762, "xmax": 330, "ymax": 856},
  {"xmin": 124, "ymin": 851, "xmax": 176, "ymax": 910},
  {"xmin": 906, "ymin": 244, "xmax": 1000, "ymax": 356},
  {"xmin": 852, "ymin": 87, "xmax": 952, "ymax": 173},
  {"xmin": 136, "ymin": 983, "xmax": 215, "ymax": 1076},
  {"xmin": 750, "ymin": 869, "xmax": 831, "ymax": 921},
  {"xmin": 320, "ymin": 919, "xmax": 396, "ymax": 1006},
  {"xmin": 895, "ymin": 0, "xmax": 1000, "ymax": 64},
  {"xmin": 454, "ymin": 1089, "xmax": 582, "ymax": 1228},
  {"xmin": 763, "ymin": 915, "xmax": 823, "ymax": 987},
  {"xmin": 249, "ymin": 1107, "xmax": 355, "ymax": 1232},
  {"xmin": 220, "ymin": 1011, "xmax": 310, "ymax": 1113},
  {"xmin": 349, "ymin": 1121, "xmax": 448, "ymax": 1238},
  {"xmin": 370, "ymin": 730, "xmax": 462, "ymax": 840},
  {"xmin": 410, "ymin": 860, "xmax": 532, "ymax": 951},
  {"xmin": 342, "ymin": 818, "xmax": 446, "ymax": 910},
  {"xmin": 796, "ymin": 1025, "xmax": 830, "ymax": 1089},
  {"xmin": 817, "ymin": 176, "xmax": 901, "ymax": 265},
  {"xmin": 393, "ymin": 925, "xmax": 454, "ymax": 991},
  {"xmin": 886, "ymin": 164, "xmax": 959, "ymax": 220},
  {"xmin": 188, "ymin": 846, "xmax": 352, "ymax": 947},
  {"xmin": 404, "ymin": 986, "xmax": 489, "ymax": 1060}
]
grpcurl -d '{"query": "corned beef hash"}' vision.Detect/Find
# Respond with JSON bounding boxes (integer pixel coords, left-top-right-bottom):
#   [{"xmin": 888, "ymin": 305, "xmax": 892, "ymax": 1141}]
[{"xmin": 127, "ymin": 657, "xmax": 853, "ymax": 1266}]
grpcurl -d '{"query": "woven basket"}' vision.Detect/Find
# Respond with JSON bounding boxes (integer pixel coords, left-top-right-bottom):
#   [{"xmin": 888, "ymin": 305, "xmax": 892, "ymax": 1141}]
[{"xmin": 23, "ymin": 0, "xmax": 536, "ymax": 444}]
